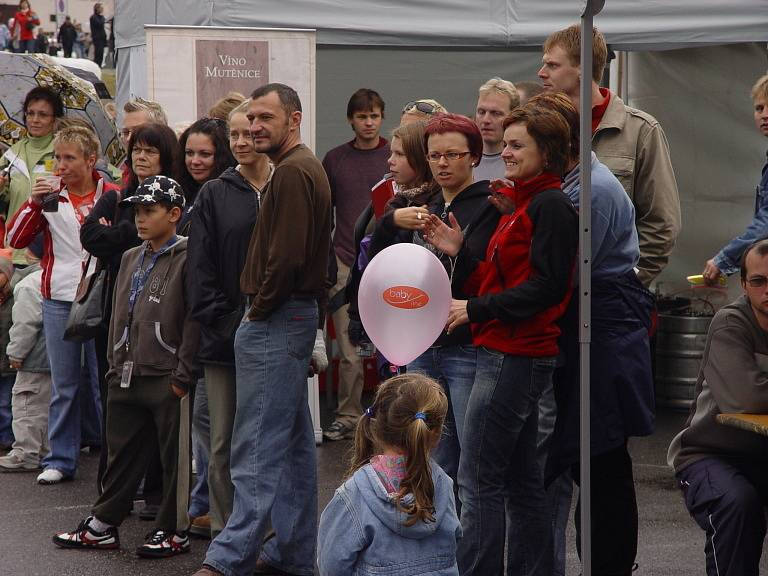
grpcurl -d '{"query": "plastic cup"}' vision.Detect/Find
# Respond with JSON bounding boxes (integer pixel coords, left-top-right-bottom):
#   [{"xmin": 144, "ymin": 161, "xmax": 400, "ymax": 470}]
[
  {"xmin": 41, "ymin": 174, "xmax": 62, "ymax": 191},
  {"xmin": 37, "ymin": 174, "xmax": 61, "ymax": 212}
]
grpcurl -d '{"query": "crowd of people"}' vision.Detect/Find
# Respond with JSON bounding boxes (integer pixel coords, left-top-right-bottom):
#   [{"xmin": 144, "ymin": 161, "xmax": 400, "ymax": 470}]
[
  {"xmin": 1, "ymin": 1, "xmax": 112, "ymax": 67},
  {"xmin": 0, "ymin": 19, "xmax": 767, "ymax": 576}
]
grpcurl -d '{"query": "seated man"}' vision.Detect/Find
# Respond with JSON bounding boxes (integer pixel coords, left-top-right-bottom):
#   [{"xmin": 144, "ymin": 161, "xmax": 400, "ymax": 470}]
[{"xmin": 668, "ymin": 238, "xmax": 768, "ymax": 576}]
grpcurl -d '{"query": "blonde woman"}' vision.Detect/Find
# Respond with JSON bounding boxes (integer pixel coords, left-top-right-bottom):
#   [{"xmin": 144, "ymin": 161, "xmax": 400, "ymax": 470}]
[{"xmin": 7, "ymin": 125, "xmax": 120, "ymax": 484}]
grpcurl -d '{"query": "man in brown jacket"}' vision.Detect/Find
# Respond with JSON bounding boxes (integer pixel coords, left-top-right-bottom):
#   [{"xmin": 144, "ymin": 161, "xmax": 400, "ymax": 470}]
[
  {"xmin": 539, "ymin": 24, "xmax": 681, "ymax": 287},
  {"xmin": 195, "ymin": 84, "xmax": 332, "ymax": 576}
]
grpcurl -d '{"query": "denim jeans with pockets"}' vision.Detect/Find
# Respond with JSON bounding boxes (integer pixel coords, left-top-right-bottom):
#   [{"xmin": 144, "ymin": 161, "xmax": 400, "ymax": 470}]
[
  {"xmin": 408, "ymin": 344, "xmax": 477, "ymax": 489},
  {"xmin": 41, "ymin": 299, "xmax": 100, "ymax": 477},
  {"xmin": 457, "ymin": 347, "xmax": 555, "ymax": 576},
  {"xmin": 204, "ymin": 299, "xmax": 318, "ymax": 576}
]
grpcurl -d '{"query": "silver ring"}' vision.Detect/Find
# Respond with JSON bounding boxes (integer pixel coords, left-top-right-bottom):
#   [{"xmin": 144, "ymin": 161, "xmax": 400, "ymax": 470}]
[{"xmin": 417, "ymin": 212, "xmax": 422, "ymax": 220}]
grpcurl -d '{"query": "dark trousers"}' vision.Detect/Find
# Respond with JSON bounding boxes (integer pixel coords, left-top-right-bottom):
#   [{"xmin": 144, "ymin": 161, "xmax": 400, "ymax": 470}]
[
  {"xmin": 678, "ymin": 457, "xmax": 768, "ymax": 576},
  {"xmin": 571, "ymin": 443, "xmax": 638, "ymax": 576},
  {"xmin": 93, "ymin": 41, "xmax": 106, "ymax": 67},
  {"xmin": 92, "ymin": 375, "xmax": 187, "ymax": 532},
  {"xmin": 95, "ymin": 334, "xmax": 164, "ymax": 504}
]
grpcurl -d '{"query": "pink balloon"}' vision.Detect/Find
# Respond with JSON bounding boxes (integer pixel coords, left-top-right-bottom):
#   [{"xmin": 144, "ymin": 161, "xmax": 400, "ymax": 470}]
[{"xmin": 358, "ymin": 243, "xmax": 451, "ymax": 366}]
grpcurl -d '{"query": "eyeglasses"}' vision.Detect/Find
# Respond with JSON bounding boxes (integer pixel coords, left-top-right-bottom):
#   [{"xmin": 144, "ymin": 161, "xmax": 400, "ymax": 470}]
[
  {"xmin": 402, "ymin": 100, "xmax": 438, "ymax": 115},
  {"xmin": 746, "ymin": 275, "xmax": 768, "ymax": 288},
  {"xmin": 427, "ymin": 151, "xmax": 472, "ymax": 163}
]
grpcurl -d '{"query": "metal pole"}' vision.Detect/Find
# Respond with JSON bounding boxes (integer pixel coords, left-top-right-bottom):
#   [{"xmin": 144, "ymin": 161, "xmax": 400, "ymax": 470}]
[{"xmin": 579, "ymin": 2, "xmax": 604, "ymax": 576}]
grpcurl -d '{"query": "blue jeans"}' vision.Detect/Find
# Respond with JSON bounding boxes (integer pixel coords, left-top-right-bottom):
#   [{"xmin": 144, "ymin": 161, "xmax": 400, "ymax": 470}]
[
  {"xmin": 507, "ymin": 381, "xmax": 573, "ymax": 576},
  {"xmin": 204, "ymin": 299, "xmax": 318, "ymax": 576},
  {"xmin": 408, "ymin": 344, "xmax": 476, "ymax": 487},
  {"xmin": 189, "ymin": 377, "xmax": 210, "ymax": 518},
  {"xmin": 457, "ymin": 348, "xmax": 554, "ymax": 576},
  {"xmin": 17, "ymin": 39, "xmax": 35, "ymax": 53},
  {"xmin": 0, "ymin": 373, "xmax": 15, "ymax": 445},
  {"xmin": 80, "ymin": 365, "xmax": 103, "ymax": 447},
  {"xmin": 41, "ymin": 299, "xmax": 99, "ymax": 477}
]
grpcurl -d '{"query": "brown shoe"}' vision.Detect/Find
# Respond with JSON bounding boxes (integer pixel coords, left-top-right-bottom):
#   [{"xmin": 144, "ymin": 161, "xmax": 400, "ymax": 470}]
[
  {"xmin": 191, "ymin": 566, "xmax": 223, "ymax": 576},
  {"xmin": 189, "ymin": 514, "xmax": 211, "ymax": 539}
]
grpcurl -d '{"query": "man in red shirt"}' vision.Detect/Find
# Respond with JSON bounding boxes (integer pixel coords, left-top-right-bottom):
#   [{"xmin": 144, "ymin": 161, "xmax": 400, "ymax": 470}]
[{"xmin": 539, "ymin": 24, "xmax": 681, "ymax": 288}]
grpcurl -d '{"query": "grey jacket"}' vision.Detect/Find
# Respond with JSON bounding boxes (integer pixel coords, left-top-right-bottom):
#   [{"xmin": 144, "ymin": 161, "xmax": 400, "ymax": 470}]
[
  {"xmin": 6, "ymin": 264, "xmax": 49, "ymax": 373},
  {"xmin": 108, "ymin": 237, "xmax": 200, "ymax": 392},
  {"xmin": 593, "ymin": 92, "xmax": 681, "ymax": 287},
  {"xmin": 668, "ymin": 296, "xmax": 768, "ymax": 472}
]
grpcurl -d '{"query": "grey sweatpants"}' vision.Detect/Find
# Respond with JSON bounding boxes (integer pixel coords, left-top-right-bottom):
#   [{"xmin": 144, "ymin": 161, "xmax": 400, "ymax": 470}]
[{"xmin": 10, "ymin": 371, "xmax": 51, "ymax": 464}]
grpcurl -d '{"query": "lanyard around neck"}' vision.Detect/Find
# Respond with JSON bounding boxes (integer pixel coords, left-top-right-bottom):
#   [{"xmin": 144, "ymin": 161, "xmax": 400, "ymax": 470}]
[{"xmin": 124, "ymin": 236, "xmax": 177, "ymax": 350}]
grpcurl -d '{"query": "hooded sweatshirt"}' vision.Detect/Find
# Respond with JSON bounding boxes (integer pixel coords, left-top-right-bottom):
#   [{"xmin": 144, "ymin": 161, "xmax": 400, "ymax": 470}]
[
  {"xmin": 318, "ymin": 460, "xmax": 461, "ymax": 576},
  {"xmin": 371, "ymin": 180, "xmax": 500, "ymax": 347},
  {"xmin": 107, "ymin": 236, "xmax": 199, "ymax": 392}
]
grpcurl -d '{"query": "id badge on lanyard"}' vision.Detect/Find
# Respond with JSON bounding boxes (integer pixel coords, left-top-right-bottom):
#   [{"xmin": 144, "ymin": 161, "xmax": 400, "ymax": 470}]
[{"xmin": 120, "ymin": 360, "xmax": 134, "ymax": 389}]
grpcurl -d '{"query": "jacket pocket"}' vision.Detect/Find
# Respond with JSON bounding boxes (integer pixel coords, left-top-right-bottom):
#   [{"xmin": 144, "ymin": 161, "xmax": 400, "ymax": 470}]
[
  {"xmin": 599, "ymin": 154, "xmax": 635, "ymax": 198},
  {"xmin": 133, "ymin": 320, "xmax": 177, "ymax": 370}
]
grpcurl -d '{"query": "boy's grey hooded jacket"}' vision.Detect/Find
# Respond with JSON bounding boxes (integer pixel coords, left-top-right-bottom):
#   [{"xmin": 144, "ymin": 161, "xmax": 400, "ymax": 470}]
[{"xmin": 107, "ymin": 237, "xmax": 199, "ymax": 391}]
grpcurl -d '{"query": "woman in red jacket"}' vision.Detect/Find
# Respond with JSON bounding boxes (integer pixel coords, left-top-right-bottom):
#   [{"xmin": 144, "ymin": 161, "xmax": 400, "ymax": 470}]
[
  {"xmin": 425, "ymin": 107, "xmax": 578, "ymax": 575},
  {"xmin": 11, "ymin": 0, "xmax": 39, "ymax": 53}
]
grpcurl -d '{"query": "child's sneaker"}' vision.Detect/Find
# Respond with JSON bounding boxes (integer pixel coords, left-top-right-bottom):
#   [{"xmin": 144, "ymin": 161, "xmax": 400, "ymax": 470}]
[
  {"xmin": 52, "ymin": 516, "xmax": 120, "ymax": 550},
  {"xmin": 136, "ymin": 529, "xmax": 190, "ymax": 558}
]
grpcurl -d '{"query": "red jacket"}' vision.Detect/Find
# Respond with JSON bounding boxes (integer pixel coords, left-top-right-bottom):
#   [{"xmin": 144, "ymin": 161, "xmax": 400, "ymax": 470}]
[
  {"xmin": 463, "ymin": 173, "xmax": 577, "ymax": 357},
  {"xmin": 8, "ymin": 173, "xmax": 119, "ymax": 301},
  {"xmin": 12, "ymin": 10, "xmax": 40, "ymax": 41}
]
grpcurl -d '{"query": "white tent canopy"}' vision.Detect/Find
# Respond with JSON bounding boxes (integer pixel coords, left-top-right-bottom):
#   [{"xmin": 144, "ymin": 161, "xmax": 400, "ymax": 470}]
[{"xmin": 116, "ymin": 0, "xmax": 768, "ymax": 50}]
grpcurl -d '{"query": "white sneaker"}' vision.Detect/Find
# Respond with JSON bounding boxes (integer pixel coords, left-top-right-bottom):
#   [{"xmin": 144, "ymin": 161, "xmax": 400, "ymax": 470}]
[{"xmin": 37, "ymin": 468, "xmax": 66, "ymax": 484}]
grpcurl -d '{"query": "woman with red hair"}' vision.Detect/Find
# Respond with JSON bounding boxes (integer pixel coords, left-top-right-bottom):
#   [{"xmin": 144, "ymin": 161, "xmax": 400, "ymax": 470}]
[
  {"xmin": 425, "ymin": 107, "xmax": 578, "ymax": 575},
  {"xmin": 370, "ymin": 112, "xmax": 499, "ymax": 493}
]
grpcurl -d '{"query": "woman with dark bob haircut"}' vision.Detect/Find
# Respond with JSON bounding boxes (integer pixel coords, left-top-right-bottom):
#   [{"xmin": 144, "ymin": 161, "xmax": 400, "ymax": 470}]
[
  {"xmin": 370, "ymin": 112, "xmax": 500, "ymax": 497},
  {"xmin": 424, "ymin": 107, "xmax": 579, "ymax": 575},
  {"xmin": 80, "ymin": 122, "xmax": 179, "ymax": 500}
]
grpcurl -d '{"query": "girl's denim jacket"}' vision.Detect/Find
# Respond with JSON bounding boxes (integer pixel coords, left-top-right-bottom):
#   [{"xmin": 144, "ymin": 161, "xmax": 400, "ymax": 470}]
[{"xmin": 318, "ymin": 460, "xmax": 462, "ymax": 576}]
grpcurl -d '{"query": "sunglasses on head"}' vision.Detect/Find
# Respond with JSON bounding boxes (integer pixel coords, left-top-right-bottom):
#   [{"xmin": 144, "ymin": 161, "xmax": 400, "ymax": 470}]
[{"xmin": 402, "ymin": 100, "xmax": 438, "ymax": 115}]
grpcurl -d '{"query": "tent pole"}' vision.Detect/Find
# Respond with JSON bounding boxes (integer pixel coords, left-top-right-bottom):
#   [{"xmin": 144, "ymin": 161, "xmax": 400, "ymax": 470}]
[{"xmin": 579, "ymin": 2, "xmax": 604, "ymax": 576}]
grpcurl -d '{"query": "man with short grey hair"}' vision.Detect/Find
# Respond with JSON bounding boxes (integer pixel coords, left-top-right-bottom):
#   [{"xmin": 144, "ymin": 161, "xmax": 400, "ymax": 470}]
[
  {"xmin": 120, "ymin": 98, "xmax": 168, "ymax": 148},
  {"xmin": 473, "ymin": 77, "xmax": 519, "ymax": 182}
]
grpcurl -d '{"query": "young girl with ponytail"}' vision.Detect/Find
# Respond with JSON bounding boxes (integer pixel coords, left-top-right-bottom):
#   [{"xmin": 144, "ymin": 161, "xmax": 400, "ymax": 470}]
[{"xmin": 318, "ymin": 373, "xmax": 461, "ymax": 576}]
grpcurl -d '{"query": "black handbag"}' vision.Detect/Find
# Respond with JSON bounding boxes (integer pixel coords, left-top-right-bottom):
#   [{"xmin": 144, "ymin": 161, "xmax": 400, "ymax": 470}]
[{"xmin": 63, "ymin": 253, "xmax": 109, "ymax": 342}]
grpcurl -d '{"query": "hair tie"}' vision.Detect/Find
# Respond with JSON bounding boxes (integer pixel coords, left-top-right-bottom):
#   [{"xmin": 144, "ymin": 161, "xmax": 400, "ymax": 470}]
[
  {"xmin": 414, "ymin": 412, "xmax": 427, "ymax": 422},
  {"xmin": 364, "ymin": 406, "xmax": 375, "ymax": 418}
]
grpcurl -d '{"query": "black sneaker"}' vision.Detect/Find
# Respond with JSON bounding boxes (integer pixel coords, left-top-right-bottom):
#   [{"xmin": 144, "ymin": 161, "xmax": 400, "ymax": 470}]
[
  {"xmin": 136, "ymin": 529, "xmax": 190, "ymax": 558},
  {"xmin": 52, "ymin": 516, "xmax": 120, "ymax": 550}
]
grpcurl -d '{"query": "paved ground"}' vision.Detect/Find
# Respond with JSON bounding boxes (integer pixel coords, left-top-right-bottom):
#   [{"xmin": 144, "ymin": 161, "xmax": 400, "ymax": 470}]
[{"xmin": 1, "ymin": 406, "xmax": 762, "ymax": 576}]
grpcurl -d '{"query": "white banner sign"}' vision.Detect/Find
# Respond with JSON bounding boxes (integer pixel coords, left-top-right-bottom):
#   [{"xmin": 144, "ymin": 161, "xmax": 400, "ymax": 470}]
[{"xmin": 145, "ymin": 26, "xmax": 316, "ymax": 150}]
